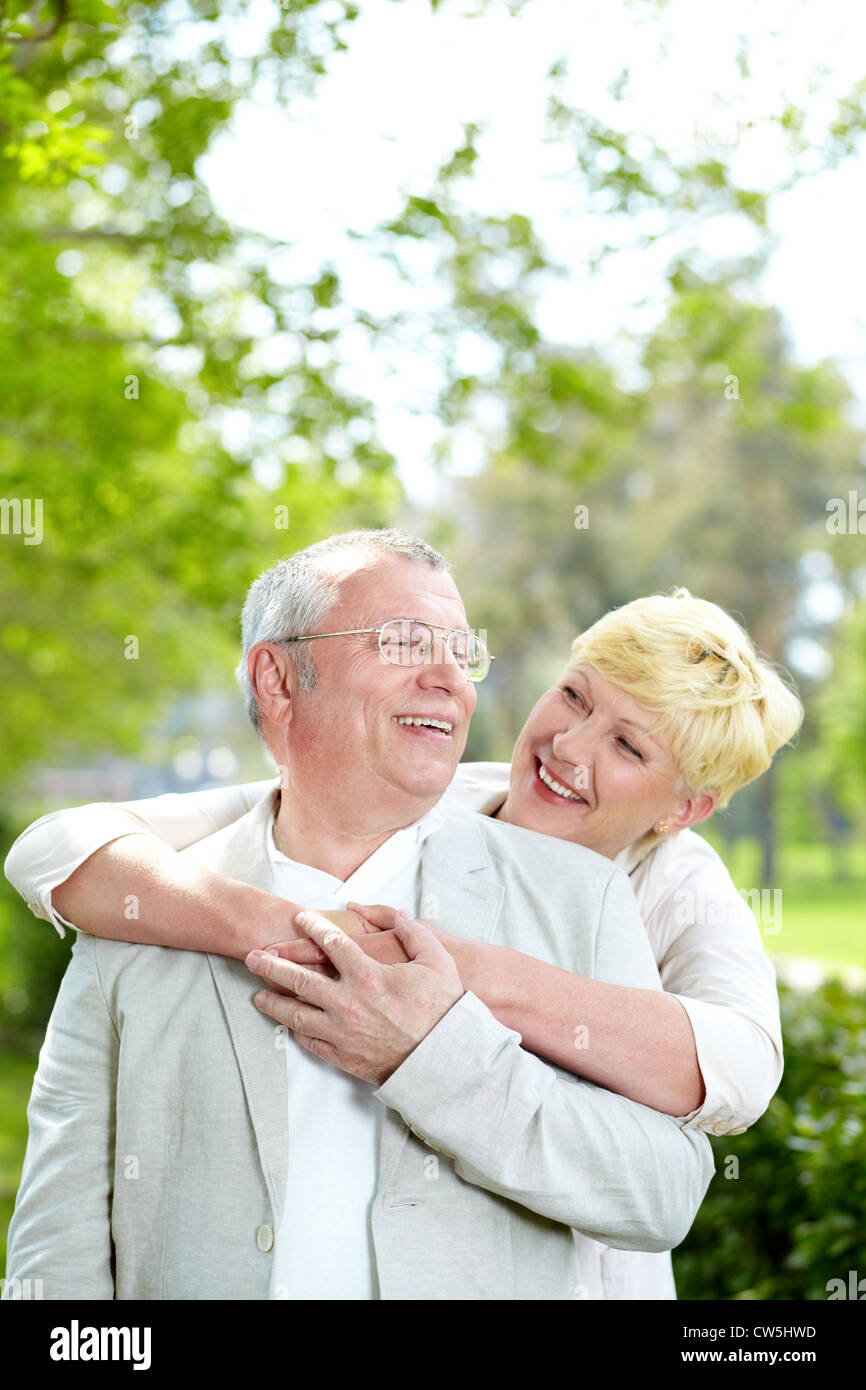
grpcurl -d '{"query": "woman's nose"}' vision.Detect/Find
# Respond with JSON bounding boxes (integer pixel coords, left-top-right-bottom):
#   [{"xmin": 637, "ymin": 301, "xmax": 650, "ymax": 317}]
[{"xmin": 552, "ymin": 725, "xmax": 594, "ymax": 780}]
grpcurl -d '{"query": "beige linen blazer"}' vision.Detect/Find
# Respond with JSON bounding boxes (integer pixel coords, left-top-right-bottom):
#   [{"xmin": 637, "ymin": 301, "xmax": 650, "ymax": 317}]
[{"xmin": 4, "ymin": 790, "xmax": 713, "ymax": 1300}]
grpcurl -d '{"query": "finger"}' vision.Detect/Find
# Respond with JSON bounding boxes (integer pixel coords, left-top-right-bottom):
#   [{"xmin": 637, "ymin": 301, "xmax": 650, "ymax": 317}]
[
  {"xmin": 246, "ymin": 948, "xmax": 332, "ymax": 1008},
  {"xmin": 264, "ymin": 939, "xmax": 328, "ymax": 965},
  {"xmin": 290, "ymin": 1032, "xmax": 343, "ymax": 1066},
  {"xmin": 353, "ymin": 930, "xmax": 412, "ymax": 966},
  {"xmin": 253, "ymin": 990, "xmax": 335, "ymax": 1042},
  {"xmin": 345, "ymin": 902, "xmax": 404, "ymax": 932},
  {"xmin": 290, "ymin": 1031, "xmax": 375, "ymax": 1082},
  {"xmin": 294, "ymin": 911, "xmax": 375, "ymax": 980},
  {"xmin": 390, "ymin": 915, "xmax": 454, "ymax": 967}
]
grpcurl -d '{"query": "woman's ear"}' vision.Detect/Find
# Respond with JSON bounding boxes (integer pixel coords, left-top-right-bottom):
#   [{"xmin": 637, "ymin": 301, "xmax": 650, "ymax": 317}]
[
  {"xmin": 247, "ymin": 642, "xmax": 295, "ymax": 730},
  {"xmin": 665, "ymin": 792, "xmax": 717, "ymax": 833}
]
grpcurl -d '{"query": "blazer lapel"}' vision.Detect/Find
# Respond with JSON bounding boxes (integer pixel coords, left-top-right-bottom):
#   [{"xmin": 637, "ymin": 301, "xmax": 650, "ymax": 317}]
[
  {"xmin": 419, "ymin": 811, "xmax": 505, "ymax": 944},
  {"xmin": 377, "ymin": 812, "xmax": 504, "ymax": 1185},
  {"xmin": 191, "ymin": 789, "xmax": 291, "ymax": 1225}
]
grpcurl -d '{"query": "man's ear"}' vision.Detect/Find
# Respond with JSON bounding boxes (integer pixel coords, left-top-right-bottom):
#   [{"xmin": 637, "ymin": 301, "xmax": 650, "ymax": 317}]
[
  {"xmin": 247, "ymin": 642, "xmax": 295, "ymax": 730},
  {"xmin": 663, "ymin": 792, "xmax": 717, "ymax": 834}
]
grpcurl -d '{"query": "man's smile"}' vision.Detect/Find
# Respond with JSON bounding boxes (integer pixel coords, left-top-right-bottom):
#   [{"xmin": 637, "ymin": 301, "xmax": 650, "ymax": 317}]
[{"xmin": 392, "ymin": 713, "xmax": 454, "ymax": 738}]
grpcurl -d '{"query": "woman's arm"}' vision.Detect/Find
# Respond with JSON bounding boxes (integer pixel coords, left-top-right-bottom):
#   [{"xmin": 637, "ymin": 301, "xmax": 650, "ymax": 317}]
[
  {"xmin": 4, "ymin": 780, "xmax": 275, "ymax": 937},
  {"xmin": 283, "ymin": 901, "xmax": 704, "ymax": 1117},
  {"xmin": 640, "ymin": 850, "xmax": 784, "ymax": 1136},
  {"xmin": 463, "ymin": 944, "xmax": 705, "ymax": 1115},
  {"xmin": 6, "ymin": 784, "xmax": 774, "ymax": 1125},
  {"xmin": 473, "ymin": 842, "xmax": 781, "ymax": 1127},
  {"xmin": 4, "ymin": 782, "xmax": 365, "ymax": 953},
  {"xmin": 52, "ymin": 834, "xmax": 305, "ymax": 954}
]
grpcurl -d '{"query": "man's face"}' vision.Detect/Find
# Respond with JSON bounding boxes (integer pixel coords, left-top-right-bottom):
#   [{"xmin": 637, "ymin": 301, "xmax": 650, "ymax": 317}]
[{"xmin": 274, "ymin": 555, "xmax": 477, "ymax": 830}]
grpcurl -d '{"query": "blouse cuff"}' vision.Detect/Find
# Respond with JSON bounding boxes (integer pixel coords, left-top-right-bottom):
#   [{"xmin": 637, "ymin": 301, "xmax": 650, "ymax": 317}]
[{"xmin": 670, "ymin": 992, "xmax": 783, "ymax": 1136}]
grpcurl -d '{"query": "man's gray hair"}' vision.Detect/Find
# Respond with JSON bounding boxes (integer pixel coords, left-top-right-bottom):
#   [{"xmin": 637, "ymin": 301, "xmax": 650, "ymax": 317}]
[{"xmin": 236, "ymin": 528, "xmax": 451, "ymax": 734}]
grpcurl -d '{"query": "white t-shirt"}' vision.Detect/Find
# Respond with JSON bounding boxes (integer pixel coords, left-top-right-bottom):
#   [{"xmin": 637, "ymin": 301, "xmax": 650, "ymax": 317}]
[{"xmin": 266, "ymin": 805, "xmax": 443, "ymax": 1301}]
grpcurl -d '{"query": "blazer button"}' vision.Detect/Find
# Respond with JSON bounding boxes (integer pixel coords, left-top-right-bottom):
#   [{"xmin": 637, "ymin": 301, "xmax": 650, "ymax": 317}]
[{"xmin": 256, "ymin": 1224, "xmax": 274, "ymax": 1252}]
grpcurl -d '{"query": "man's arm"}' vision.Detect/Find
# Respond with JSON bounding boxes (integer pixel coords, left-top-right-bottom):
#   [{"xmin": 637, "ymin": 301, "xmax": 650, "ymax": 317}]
[
  {"xmin": 378, "ymin": 871, "xmax": 714, "ymax": 1252},
  {"xmin": 377, "ymin": 992, "xmax": 713, "ymax": 1252},
  {"xmin": 3, "ymin": 935, "xmax": 118, "ymax": 1299}
]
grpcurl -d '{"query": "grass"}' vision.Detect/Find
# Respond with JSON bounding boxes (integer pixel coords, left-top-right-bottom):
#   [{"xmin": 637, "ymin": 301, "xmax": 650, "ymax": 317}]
[
  {"xmin": 763, "ymin": 887, "xmax": 866, "ymax": 971},
  {"xmin": 699, "ymin": 833, "xmax": 866, "ymax": 971}
]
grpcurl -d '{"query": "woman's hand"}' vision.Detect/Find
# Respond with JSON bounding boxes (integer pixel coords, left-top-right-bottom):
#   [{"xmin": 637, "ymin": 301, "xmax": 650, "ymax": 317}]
[{"xmin": 262, "ymin": 902, "xmax": 431, "ymax": 970}]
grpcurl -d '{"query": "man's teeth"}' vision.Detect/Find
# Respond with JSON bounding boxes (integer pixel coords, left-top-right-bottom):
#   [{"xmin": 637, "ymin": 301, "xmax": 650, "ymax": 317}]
[
  {"xmin": 393, "ymin": 716, "xmax": 453, "ymax": 732},
  {"xmin": 538, "ymin": 762, "xmax": 583, "ymax": 801}
]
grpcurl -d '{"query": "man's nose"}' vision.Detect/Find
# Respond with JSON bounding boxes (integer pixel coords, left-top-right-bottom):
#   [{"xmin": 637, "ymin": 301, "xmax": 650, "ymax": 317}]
[{"xmin": 417, "ymin": 637, "xmax": 473, "ymax": 693}]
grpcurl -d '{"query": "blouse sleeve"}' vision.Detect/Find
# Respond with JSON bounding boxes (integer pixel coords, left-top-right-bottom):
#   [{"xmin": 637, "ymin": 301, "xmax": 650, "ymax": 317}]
[
  {"xmin": 635, "ymin": 834, "xmax": 784, "ymax": 1137},
  {"xmin": 3, "ymin": 779, "xmax": 277, "ymax": 937}
]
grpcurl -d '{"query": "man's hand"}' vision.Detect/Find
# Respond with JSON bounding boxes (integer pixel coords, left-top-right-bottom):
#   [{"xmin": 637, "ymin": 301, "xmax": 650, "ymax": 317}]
[{"xmin": 246, "ymin": 910, "xmax": 465, "ymax": 1085}]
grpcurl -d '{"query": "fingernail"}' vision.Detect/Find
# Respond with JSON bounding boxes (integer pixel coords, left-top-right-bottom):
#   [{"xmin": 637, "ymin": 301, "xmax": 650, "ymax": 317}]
[
  {"xmin": 247, "ymin": 951, "xmax": 262, "ymax": 967},
  {"xmin": 295, "ymin": 911, "xmax": 309, "ymax": 927},
  {"xmin": 398, "ymin": 908, "xmax": 412, "ymax": 919},
  {"xmin": 265, "ymin": 947, "xmax": 280, "ymax": 956},
  {"xmin": 254, "ymin": 991, "xmax": 268, "ymax": 1007}
]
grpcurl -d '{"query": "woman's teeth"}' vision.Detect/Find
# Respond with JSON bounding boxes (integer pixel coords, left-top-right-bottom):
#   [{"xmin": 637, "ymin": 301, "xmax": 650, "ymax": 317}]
[{"xmin": 538, "ymin": 761, "xmax": 583, "ymax": 801}]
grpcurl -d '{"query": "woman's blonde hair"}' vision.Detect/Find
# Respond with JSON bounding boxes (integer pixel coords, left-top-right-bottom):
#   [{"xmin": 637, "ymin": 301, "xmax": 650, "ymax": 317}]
[{"xmin": 568, "ymin": 589, "xmax": 803, "ymax": 817}]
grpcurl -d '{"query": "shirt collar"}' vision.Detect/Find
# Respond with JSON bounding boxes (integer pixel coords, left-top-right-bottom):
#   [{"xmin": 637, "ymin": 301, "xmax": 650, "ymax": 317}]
[
  {"xmin": 615, "ymin": 831, "xmax": 676, "ymax": 877},
  {"xmin": 266, "ymin": 801, "xmax": 445, "ymax": 871}
]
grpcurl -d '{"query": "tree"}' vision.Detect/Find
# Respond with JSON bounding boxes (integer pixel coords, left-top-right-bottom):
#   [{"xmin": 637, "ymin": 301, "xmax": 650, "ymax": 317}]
[
  {"xmin": 3, "ymin": 0, "xmax": 866, "ymax": 799},
  {"xmin": 0, "ymin": 0, "xmax": 402, "ymax": 787},
  {"xmin": 424, "ymin": 275, "xmax": 864, "ymax": 884},
  {"xmin": 815, "ymin": 601, "xmax": 866, "ymax": 835}
]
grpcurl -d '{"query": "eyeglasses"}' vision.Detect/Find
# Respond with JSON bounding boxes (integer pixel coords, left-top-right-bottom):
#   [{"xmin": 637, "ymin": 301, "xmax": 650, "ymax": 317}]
[{"xmin": 278, "ymin": 617, "xmax": 494, "ymax": 681}]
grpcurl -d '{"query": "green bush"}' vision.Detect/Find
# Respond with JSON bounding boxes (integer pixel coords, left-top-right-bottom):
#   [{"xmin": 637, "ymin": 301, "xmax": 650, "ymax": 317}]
[
  {"xmin": 0, "ymin": 817, "xmax": 72, "ymax": 1053},
  {"xmin": 673, "ymin": 978, "xmax": 866, "ymax": 1299}
]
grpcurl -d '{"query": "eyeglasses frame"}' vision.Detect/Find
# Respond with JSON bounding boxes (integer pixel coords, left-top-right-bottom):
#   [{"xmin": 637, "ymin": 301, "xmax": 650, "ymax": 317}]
[{"xmin": 275, "ymin": 617, "xmax": 495, "ymax": 681}]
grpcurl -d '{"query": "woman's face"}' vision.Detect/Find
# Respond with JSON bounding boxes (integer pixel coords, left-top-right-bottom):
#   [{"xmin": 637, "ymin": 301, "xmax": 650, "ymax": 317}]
[{"xmin": 499, "ymin": 662, "xmax": 709, "ymax": 860}]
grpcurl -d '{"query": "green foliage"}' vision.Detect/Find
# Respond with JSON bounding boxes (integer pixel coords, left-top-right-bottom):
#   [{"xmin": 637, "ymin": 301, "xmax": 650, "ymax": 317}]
[
  {"xmin": 0, "ymin": 874, "xmax": 70, "ymax": 1052},
  {"xmin": 815, "ymin": 602, "xmax": 866, "ymax": 826},
  {"xmin": 673, "ymin": 979, "xmax": 866, "ymax": 1299},
  {"xmin": 0, "ymin": 0, "xmax": 403, "ymax": 789}
]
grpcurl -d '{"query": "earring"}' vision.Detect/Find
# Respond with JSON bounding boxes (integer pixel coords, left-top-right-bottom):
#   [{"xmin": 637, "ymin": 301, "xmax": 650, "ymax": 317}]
[{"xmin": 658, "ymin": 821, "xmax": 669, "ymax": 834}]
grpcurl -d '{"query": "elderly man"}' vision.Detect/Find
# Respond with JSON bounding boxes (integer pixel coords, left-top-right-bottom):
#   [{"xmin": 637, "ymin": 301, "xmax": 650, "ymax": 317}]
[{"xmin": 4, "ymin": 529, "xmax": 713, "ymax": 1300}]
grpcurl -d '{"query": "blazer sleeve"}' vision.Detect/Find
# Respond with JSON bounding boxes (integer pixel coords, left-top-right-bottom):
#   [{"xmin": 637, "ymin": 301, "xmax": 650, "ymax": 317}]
[
  {"xmin": 375, "ymin": 870, "xmax": 715, "ymax": 1252},
  {"xmin": 2, "ymin": 935, "xmax": 118, "ymax": 1299},
  {"xmin": 3, "ymin": 780, "xmax": 276, "ymax": 937}
]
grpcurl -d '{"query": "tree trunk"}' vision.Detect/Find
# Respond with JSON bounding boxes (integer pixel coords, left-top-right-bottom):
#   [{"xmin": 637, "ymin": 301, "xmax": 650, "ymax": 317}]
[{"xmin": 756, "ymin": 759, "xmax": 777, "ymax": 886}]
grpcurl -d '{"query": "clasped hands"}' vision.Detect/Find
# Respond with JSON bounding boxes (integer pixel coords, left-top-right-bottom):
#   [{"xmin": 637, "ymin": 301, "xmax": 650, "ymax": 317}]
[{"xmin": 246, "ymin": 905, "xmax": 464, "ymax": 1086}]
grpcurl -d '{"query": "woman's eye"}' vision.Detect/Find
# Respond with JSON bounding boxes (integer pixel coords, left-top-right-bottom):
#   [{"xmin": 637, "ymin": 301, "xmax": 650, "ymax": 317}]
[
  {"xmin": 563, "ymin": 686, "xmax": 584, "ymax": 705},
  {"xmin": 618, "ymin": 738, "xmax": 642, "ymax": 759}
]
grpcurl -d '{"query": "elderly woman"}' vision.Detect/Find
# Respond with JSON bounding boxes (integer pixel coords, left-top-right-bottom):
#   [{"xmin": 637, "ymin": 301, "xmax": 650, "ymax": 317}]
[{"xmin": 5, "ymin": 587, "xmax": 802, "ymax": 1299}]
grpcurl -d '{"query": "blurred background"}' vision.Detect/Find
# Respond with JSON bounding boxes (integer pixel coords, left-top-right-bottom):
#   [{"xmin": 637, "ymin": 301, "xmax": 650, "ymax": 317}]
[{"xmin": 1, "ymin": 0, "xmax": 864, "ymax": 1298}]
